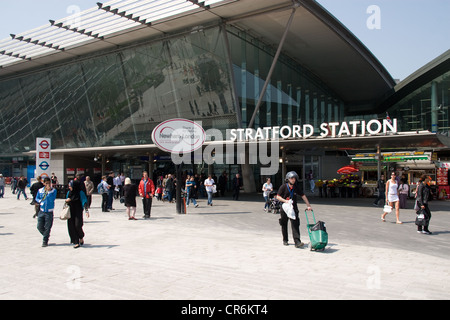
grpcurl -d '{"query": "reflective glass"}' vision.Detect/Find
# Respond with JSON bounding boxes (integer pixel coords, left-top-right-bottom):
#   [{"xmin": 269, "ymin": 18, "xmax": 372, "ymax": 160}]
[{"xmin": 0, "ymin": 25, "xmax": 237, "ymax": 153}]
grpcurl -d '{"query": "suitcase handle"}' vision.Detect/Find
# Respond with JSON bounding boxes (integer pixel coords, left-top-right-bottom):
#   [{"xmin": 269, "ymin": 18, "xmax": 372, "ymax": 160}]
[{"xmin": 304, "ymin": 209, "xmax": 316, "ymax": 225}]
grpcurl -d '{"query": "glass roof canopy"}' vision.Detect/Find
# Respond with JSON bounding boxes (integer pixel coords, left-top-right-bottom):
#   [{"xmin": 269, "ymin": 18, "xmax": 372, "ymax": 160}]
[{"xmin": 0, "ymin": 0, "xmax": 230, "ymax": 68}]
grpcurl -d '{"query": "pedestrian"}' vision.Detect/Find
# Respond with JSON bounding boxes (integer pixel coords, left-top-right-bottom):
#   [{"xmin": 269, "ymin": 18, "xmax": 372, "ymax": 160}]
[
  {"xmin": 415, "ymin": 175, "xmax": 433, "ymax": 234},
  {"xmin": 51, "ymin": 173, "xmax": 58, "ymax": 187},
  {"xmin": 84, "ymin": 176, "xmax": 94, "ymax": 209},
  {"xmin": 106, "ymin": 172, "xmax": 115, "ymax": 210},
  {"xmin": 11, "ymin": 176, "xmax": 17, "ymax": 194},
  {"xmin": 276, "ymin": 171, "xmax": 312, "ymax": 248},
  {"xmin": 119, "ymin": 172, "xmax": 125, "ymax": 197},
  {"xmin": 307, "ymin": 170, "xmax": 315, "ymax": 193},
  {"xmin": 398, "ymin": 177, "xmax": 409, "ymax": 209},
  {"xmin": 66, "ymin": 175, "xmax": 87, "ymax": 248},
  {"xmin": 381, "ymin": 172, "xmax": 402, "ymax": 224},
  {"xmin": 204, "ymin": 174, "xmax": 215, "ymax": 206},
  {"xmin": 186, "ymin": 176, "xmax": 199, "ymax": 208},
  {"xmin": 98, "ymin": 176, "xmax": 110, "ymax": 212},
  {"xmin": 262, "ymin": 178, "xmax": 273, "ymax": 212},
  {"xmin": 30, "ymin": 176, "xmax": 44, "ymax": 218},
  {"xmin": 123, "ymin": 177, "xmax": 138, "ymax": 220},
  {"xmin": 232, "ymin": 173, "xmax": 242, "ymax": 200},
  {"xmin": 138, "ymin": 171, "xmax": 155, "ymax": 219},
  {"xmin": 0, "ymin": 174, "xmax": 5, "ymax": 198},
  {"xmin": 113, "ymin": 173, "xmax": 121, "ymax": 200},
  {"xmin": 16, "ymin": 176, "xmax": 28, "ymax": 200},
  {"xmin": 373, "ymin": 174, "xmax": 385, "ymax": 206},
  {"xmin": 165, "ymin": 174, "xmax": 174, "ymax": 203},
  {"xmin": 218, "ymin": 171, "xmax": 227, "ymax": 197},
  {"xmin": 35, "ymin": 177, "xmax": 58, "ymax": 247}
]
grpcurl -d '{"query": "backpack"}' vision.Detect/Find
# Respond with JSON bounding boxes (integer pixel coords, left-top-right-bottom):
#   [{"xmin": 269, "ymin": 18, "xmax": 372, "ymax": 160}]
[{"xmin": 97, "ymin": 182, "xmax": 105, "ymax": 194}]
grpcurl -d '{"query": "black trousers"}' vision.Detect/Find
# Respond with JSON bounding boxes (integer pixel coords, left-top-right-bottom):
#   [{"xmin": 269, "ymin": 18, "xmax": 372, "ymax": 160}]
[
  {"xmin": 279, "ymin": 208, "xmax": 301, "ymax": 244},
  {"xmin": 67, "ymin": 201, "xmax": 84, "ymax": 244},
  {"xmin": 143, "ymin": 197, "xmax": 152, "ymax": 217},
  {"xmin": 101, "ymin": 193, "xmax": 108, "ymax": 211},
  {"xmin": 232, "ymin": 188, "xmax": 240, "ymax": 200},
  {"xmin": 417, "ymin": 204, "xmax": 432, "ymax": 231}
]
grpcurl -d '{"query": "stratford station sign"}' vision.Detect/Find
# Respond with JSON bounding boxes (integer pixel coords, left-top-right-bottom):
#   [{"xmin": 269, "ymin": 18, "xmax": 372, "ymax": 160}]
[{"xmin": 229, "ymin": 119, "xmax": 397, "ymax": 142}]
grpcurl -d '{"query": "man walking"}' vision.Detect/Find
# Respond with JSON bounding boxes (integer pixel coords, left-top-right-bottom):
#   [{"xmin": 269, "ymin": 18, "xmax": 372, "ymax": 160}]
[
  {"xmin": 204, "ymin": 174, "xmax": 215, "ymax": 206},
  {"xmin": 139, "ymin": 171, "xmax": 155, "ymax": 219},
  {"xmin": 276, "ymin": 171, "xmax": 312, "ymax": 248},
  {"xmin": 232, "ymin": 173, "xmax": 243, "ymax": 200},
  {"xmin": 35, "ymin": 177, "xmax": 57, "ymax": 247}
]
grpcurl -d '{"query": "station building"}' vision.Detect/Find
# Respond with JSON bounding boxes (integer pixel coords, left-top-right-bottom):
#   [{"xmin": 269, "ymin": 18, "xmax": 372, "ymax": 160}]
[{"xmin": 0, "ymin": 0, "xmax": 448, "ymax": 194}]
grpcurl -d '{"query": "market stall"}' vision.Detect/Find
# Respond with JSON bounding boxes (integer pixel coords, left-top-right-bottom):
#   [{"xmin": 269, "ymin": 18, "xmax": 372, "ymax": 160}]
[{"xmin": 351, "ymin": 151, "xmax": 437, "ymax": 198}]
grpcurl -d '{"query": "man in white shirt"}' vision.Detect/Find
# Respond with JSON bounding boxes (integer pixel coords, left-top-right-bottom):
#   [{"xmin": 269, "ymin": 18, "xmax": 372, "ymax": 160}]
[{"xmin": 204, "ymin": 175, "xmax": 215, "ymax": 206}]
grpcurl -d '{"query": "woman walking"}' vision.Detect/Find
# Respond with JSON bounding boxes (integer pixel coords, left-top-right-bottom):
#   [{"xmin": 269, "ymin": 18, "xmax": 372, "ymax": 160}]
[
  {"xmin": 123, "ymin": 178, "xmax": 138, "ymax": 220},
  {"xmin": 416, "ymin": 175, "xmax": 433, "ymax": 234},
  {"xmin": 398, "ymin": 177, "xmax": 409, "ymax": 209},
  {"xmin": 262, "ymin": 178, "xmax": 273, "ymax": 212},
  {"xmin": 66, "ymin": 176, "xmax": 86, "ymax": 248},
  {"xmin": 382, "ymin": 172, "xmax": 402, "ymax": 224}
]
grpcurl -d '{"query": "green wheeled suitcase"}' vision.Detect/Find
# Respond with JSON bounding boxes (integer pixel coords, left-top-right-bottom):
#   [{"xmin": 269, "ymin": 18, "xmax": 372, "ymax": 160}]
[{"xmin": 305, "ymin": 210, "xmax": 328, "ymax": 251}]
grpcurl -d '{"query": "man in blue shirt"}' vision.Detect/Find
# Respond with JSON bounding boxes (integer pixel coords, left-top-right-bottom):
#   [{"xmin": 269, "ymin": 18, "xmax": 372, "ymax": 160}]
[
  {"xmin": 186, "ymin": 176, "xmax": 199, "ymax": 208},
  {"xmin": 35, "ymin": 177, "xmax": 58, "ymax": 247}
]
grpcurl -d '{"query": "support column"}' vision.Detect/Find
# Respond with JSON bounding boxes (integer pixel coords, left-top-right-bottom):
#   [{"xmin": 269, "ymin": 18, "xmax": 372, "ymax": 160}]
[
  {"xmin": 148, "ymin": 154, "xmax": 154, "ymax": 180},
  {"xmin": 248, "ymin": 6, "xmax": 297, "ymax": 128},
  {"xmin": 431, "ymin": 81, "xmax": 438, "ymax": 133}
]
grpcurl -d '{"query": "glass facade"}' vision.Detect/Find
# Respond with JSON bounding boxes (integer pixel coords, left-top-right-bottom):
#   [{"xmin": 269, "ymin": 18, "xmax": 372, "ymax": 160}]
[
  {"xmin": 0, "ymin": 26, "xmax": 237, "ymax": 154},
  {"xmin": 0, "ymin": 23, "xmax": 346, "ymax": 157},
  {"xmin": 227, "ymin": 26, "xmax": 344, "ymax": 131},
  {"xmin": 383, "ymin": 71, "xmax": 450, "ymax": 133}
]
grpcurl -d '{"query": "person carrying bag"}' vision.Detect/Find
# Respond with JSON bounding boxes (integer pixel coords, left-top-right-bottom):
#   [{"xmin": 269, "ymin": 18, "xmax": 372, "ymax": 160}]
[{"xmin": 415, "ymin": 175, "xmax": 432, "ymax": 234}]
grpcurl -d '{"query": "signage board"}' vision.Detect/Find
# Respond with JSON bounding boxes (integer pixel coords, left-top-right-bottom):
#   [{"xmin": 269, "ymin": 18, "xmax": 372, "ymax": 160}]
[
  {"xmin": 151, "ymin": 119, "xmax": 206, "ymax": 154},
  {"xmin": 36, "ymin": 138, "xmax": 51, "ymax": 179}
]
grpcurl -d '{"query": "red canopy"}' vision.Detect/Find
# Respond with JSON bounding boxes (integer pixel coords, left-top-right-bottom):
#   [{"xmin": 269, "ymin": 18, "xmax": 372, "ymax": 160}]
[{"xmin": 337, "ymin": 166, "xmax": 359, "ymax": 174}]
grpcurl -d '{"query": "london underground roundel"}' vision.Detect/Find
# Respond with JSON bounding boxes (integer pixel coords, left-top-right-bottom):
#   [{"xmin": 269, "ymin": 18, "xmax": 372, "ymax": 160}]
[{"xmin": 152, "ymin": 119, "xmax": 206, "ymax": 154}]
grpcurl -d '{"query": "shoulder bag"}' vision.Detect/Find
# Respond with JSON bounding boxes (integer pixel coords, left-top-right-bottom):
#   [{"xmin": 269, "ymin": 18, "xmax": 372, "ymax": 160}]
[{"xmin": 60, "ymin": 203, "xmax": 71, "ymax": 220}]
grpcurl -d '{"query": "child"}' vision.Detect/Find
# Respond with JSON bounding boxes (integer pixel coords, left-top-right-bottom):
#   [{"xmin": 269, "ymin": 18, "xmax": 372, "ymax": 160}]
[
  {"xmin": 35, "ymin": 177, "xmax": 58, "ymax": 247},
  {"xmin": 156, "ymin": 186, "xmax": 163, "ymax": 201}
]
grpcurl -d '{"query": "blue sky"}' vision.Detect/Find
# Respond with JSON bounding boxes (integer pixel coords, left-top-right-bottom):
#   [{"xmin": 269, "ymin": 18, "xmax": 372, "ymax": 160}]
[{"xmin": 0, "ymin": 0, "xmax": 449, "ymax": 81}]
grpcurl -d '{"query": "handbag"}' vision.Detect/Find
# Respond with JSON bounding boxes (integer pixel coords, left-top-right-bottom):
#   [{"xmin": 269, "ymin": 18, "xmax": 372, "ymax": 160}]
[
  {"xmin": 60, "ymin": 203, "xmax": 71, "ymax": 220},
  {"xmin": 415, "ymin": 209, "xmax": 428, "ymax": 226},
  {"xmin": 383, "ymin": 205, "xmax": 392, "ymax": 213}
]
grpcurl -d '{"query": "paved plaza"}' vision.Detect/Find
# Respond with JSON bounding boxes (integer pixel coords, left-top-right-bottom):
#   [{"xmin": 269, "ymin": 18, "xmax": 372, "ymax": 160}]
[{"xmin": 0, "ymin": 187, "xmax": 449, "ymax": 300}]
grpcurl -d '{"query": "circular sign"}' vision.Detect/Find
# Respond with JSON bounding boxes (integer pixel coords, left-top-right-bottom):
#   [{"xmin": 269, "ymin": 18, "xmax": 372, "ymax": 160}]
[
  {"xmin": 152, "ymin": 119, "xmax": 206, "ymax": 153},
  {"xmin": 39, "ymin": 161, "xmax": 50, "ymax": 170},
  {"xmin": 39, "ymin": 140, "xmax": 50, "ymax": 149}
]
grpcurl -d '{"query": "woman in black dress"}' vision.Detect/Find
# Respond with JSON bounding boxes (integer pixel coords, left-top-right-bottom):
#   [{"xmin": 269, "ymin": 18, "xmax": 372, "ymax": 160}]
[
  {"xmin": 66, "ymin": 177, "xmax": 85, "ymax": 248},
  {"xmin": 123, "ymin": 178, "xmax": 138, "ymax": 220}
]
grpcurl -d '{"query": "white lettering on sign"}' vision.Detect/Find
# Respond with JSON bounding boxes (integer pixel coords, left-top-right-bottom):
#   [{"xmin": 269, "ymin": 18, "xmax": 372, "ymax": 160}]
[{"xmin": 229, "ymin": 119, "xmax": 397, "ymax": 142}]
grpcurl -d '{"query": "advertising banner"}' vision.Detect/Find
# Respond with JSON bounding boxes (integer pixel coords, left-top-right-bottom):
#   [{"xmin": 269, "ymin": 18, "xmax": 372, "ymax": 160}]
[{"xmin": 36, "ymin": 138, "xmax": 51, "ymax": 179}]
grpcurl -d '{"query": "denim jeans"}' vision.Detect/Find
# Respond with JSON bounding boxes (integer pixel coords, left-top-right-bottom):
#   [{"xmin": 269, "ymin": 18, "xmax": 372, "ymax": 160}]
[
  {"xmin": 37, "ymin": 211, "xmax": 54, "ymax": 243},
  {"xmin": 17, "ymin": 188, "xmax": 27, "ymax": 200},
  {"xmin": 264, "ymin": 196, "xmax": 269, "ymax": 209},
  {"xmin": 186, "ymin": 195, "xmax": 197, "ymax": 206},
  {"xmin": 0, "ymin": 185, "xmax": 4, "ymax": 198},
  {"xmin": 207, "ymin": 191, "xmax": 213, "ymax": 205}
]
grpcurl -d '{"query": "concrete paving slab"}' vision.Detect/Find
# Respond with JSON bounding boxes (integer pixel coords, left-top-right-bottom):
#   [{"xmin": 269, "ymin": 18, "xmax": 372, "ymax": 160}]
[{"xmin": 0, "ymin": 188, "xmax": 449, "ymax": 300}]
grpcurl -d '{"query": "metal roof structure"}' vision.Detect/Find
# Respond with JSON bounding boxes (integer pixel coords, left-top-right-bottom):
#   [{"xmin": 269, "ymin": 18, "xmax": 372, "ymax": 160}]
[
  {"xmin": 0, "ymin": 0, "xmax": 232, "ymax": 69},
  {"xmin": 0, "ymin": 0, "xmax": 396, "ymax": 109}
]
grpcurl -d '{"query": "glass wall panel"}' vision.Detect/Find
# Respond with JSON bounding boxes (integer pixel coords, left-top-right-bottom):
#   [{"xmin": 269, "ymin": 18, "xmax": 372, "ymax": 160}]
[
  {"xmin": 384, "ymin": 71, "xmax": 449, "ymax": 132},
  {"xmin": 227, "ymin": 26, "xmax": 343, "ymax": 129},
  {"xmin": 0, "ymin": 26, "xmax": 237, "ymax": 154}
]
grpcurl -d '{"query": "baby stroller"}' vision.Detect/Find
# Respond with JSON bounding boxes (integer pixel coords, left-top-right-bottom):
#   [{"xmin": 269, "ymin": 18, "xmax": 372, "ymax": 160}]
[{"xmin": 268, "ymin": 191, "xmax": 281, "ymax": 214}]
